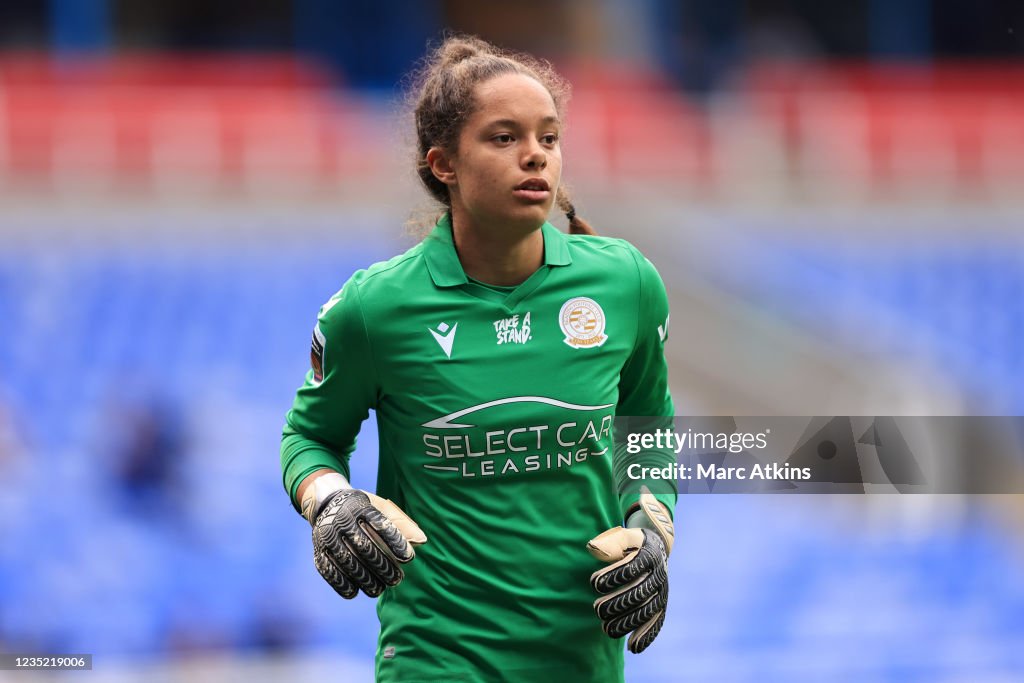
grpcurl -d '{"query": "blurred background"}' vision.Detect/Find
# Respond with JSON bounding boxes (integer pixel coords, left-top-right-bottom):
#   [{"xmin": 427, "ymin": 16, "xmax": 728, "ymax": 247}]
[{"xmin": 1, "ymin": 1, "xmax": 1023, "ymax": 681}]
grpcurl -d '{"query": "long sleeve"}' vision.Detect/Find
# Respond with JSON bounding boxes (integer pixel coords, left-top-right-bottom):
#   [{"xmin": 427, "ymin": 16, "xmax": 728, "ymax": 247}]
[
  {"xmin": 613, "ymin": 245, "xmax": 677, "ymax": 521},
  {"xmin": 280, "ymin": 278, "xmax": 379, "ymax": 512}
]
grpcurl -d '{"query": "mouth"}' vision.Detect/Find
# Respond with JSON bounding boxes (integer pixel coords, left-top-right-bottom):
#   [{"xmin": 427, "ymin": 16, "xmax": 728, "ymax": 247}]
[{"xmin": 513, "ymin": 178, "xmax": 551, "ymax": 202}]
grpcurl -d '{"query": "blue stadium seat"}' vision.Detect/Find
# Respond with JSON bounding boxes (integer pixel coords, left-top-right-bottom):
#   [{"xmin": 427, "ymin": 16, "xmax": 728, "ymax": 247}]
[{"xmin": 1, "ymin": 219, "xmax": 1022, "ymax": 680}]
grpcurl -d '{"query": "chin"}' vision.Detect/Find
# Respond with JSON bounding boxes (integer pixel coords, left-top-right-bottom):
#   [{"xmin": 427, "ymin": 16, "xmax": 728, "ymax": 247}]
[
  {"xmin": 514, "ymin": 203, "xmax": 553, "ymax": 227},
  {"xmin": 473, "ymin": 202, "xmax": 551, "ymax": 235}
]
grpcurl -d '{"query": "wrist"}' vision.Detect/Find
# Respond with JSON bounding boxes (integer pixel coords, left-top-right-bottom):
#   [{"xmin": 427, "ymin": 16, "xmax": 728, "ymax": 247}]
[
  {"xmin": 300, "ymin": 471, "xmax": 352, "ymax": 525},
  {"xmin": 625, "ymin": 488, "xmax": 674, "ymax": 556}
]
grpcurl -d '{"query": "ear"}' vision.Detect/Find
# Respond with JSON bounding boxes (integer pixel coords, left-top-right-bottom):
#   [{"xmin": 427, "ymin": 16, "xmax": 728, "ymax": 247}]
[{"xmin": 426, "ymin": 147, "xmax": 457, "ymax": 187}]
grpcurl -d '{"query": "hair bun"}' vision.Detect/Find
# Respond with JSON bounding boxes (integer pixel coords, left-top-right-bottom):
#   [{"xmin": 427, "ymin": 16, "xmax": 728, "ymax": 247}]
[{"xmin": 439, "ymin": 36, "xmax": 490, "ymax": 67}]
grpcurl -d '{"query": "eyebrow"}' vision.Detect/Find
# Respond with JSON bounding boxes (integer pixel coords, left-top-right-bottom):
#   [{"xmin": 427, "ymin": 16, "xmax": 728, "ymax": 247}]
[{"xmin": 485, "ymin": 116, "xmax": 561, "ymax": 128}]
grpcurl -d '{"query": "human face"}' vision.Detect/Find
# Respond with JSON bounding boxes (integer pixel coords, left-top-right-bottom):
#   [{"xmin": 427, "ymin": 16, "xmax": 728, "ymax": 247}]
[{"xmin": 447, "ymin": 73, "xmax": 562, "ymax": 236}]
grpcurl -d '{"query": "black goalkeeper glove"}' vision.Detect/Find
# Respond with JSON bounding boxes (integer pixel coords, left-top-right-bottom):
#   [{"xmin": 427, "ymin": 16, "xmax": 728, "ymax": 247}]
[
  {"xmin": 587, "ymin": 487, "xmax": 675, "ymax": 653},
  {"xmin": 302, "ymin": 473, "xmax": 427, "ymax": 599}
]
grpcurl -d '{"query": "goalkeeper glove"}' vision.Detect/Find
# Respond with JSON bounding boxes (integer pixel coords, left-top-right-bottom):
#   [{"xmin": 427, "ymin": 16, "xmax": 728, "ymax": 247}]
[
  {"xmin": 587, "ymin": 487, "xmax": 674, "ymax": 653},
  {"xmin": 301, "ymin": 472, "xmax": 427, "ymax": 599}
]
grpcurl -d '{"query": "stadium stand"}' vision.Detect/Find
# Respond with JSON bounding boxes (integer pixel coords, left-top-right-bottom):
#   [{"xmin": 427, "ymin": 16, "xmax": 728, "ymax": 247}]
[{"xmin": 1, "ymin": 211, "xmax": 1022, "ymax": 681}]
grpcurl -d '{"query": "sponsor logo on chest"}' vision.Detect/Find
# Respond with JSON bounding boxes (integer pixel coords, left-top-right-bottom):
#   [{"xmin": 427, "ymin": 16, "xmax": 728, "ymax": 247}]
[
  {"xmin": 420, "ymin": 397, "xmax": 615, "ymax": 479},
  {"xmin": 493, "ymin": 312, "xmax": 532, "ymax": 345}
]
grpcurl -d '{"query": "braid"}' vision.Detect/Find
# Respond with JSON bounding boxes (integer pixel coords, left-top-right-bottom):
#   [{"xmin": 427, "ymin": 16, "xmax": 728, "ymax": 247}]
[{"xmin": 556, "ymin": 185, "xmax": 596, "ymax": 236}]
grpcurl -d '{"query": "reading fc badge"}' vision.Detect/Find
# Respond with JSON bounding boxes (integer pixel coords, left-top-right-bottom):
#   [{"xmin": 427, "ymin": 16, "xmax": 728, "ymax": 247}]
[{"xmin": 559, "ymin": 297, "xmax": 608, "ymax": 348}]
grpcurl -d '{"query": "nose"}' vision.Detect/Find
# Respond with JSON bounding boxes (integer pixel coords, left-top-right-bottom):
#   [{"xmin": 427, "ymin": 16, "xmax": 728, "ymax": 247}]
[{"xmin": 523, "ymin": 142, "xmax": 547, "ymax": 170}]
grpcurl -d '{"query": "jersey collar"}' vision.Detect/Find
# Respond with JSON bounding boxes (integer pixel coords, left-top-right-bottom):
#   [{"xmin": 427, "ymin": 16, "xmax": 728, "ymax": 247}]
[{"xmin": 423, "ymin": 212, "xmax": 572, "ymax": 288}]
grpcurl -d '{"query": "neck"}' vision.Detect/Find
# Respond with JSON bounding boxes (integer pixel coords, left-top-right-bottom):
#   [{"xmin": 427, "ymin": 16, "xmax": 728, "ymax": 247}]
[{"xmin": 449, "ymin": 209, "xmax": 545, "ymax": 287}]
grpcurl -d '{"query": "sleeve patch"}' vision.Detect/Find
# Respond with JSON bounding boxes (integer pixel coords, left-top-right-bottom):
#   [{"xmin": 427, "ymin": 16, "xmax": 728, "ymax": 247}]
[{"xmin": 311, "ymin": 323, "xmax": 326, "ymax": 383}]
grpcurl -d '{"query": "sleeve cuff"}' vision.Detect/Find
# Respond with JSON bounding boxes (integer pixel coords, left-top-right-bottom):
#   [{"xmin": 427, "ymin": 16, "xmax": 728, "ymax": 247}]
[
  {"xmin": 619, "ymin": 488, "xmax": 676, "ymax": 523},
  {"xmin": 282, "ymin": 442, "xmax": 349, "ymax": 513}
]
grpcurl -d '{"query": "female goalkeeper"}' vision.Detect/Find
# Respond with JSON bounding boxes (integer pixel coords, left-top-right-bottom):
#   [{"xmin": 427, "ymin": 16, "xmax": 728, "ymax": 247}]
[{"xmin": 281, "ymin": 34, "xmax": 677, "ymax": 683}]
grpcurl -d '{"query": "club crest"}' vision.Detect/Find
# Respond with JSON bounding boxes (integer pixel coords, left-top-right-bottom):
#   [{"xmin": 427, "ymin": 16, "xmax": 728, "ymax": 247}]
[{"xmin": 559, "ymin": 297, "xmax": 608, "ymax": 348}]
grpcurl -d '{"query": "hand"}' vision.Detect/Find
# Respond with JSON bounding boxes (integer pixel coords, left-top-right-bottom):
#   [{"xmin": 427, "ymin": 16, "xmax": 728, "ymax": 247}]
[
  {"xmin": 587, "ymin": 489, "xmax": 674, "ymax": 653},
  {"xmin": 303, "ymin": 473, "xmax": 427, "ymax": 599}
]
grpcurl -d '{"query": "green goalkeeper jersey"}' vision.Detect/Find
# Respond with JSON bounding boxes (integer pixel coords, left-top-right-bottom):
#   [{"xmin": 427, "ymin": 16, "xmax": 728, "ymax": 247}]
[{"xmin": 281, "ymin": 214, "xmax": 676, "ymax": 683}]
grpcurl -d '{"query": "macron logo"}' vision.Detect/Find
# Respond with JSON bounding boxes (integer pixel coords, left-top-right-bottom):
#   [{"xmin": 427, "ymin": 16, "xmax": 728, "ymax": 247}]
[{"xmin": 429, "ymin": 322, "xmax": 458, "ymax": 359}]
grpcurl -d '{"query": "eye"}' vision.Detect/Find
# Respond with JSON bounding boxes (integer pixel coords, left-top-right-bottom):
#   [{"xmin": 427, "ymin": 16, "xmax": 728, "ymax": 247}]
[
  {"xmin": 541, "ymin": 133, "xmax": 559, "ymax": 145},
  {"xmin": 492, "ymin": 134, "xmax": 514, "ymax": 145}
]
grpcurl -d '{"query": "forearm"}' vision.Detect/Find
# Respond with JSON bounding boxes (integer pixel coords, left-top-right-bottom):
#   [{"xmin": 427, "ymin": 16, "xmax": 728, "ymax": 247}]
[
  {"xmin": 281, "ymin": 426, "xmax": 353, "ymax": 513},
  {"xmin": 614, "ymin": 422, "xmax": 678, "ymax": 522}
]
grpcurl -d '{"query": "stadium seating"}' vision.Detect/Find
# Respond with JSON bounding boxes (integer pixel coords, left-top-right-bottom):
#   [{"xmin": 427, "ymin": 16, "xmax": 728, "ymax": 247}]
[
  {"xmin": 0, "ymin": 213, "xmax": 1022, "ymax": 681},
  {"xmin": 679, "ymin": 214, "xmax": 1024, "ymax": 415}
]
